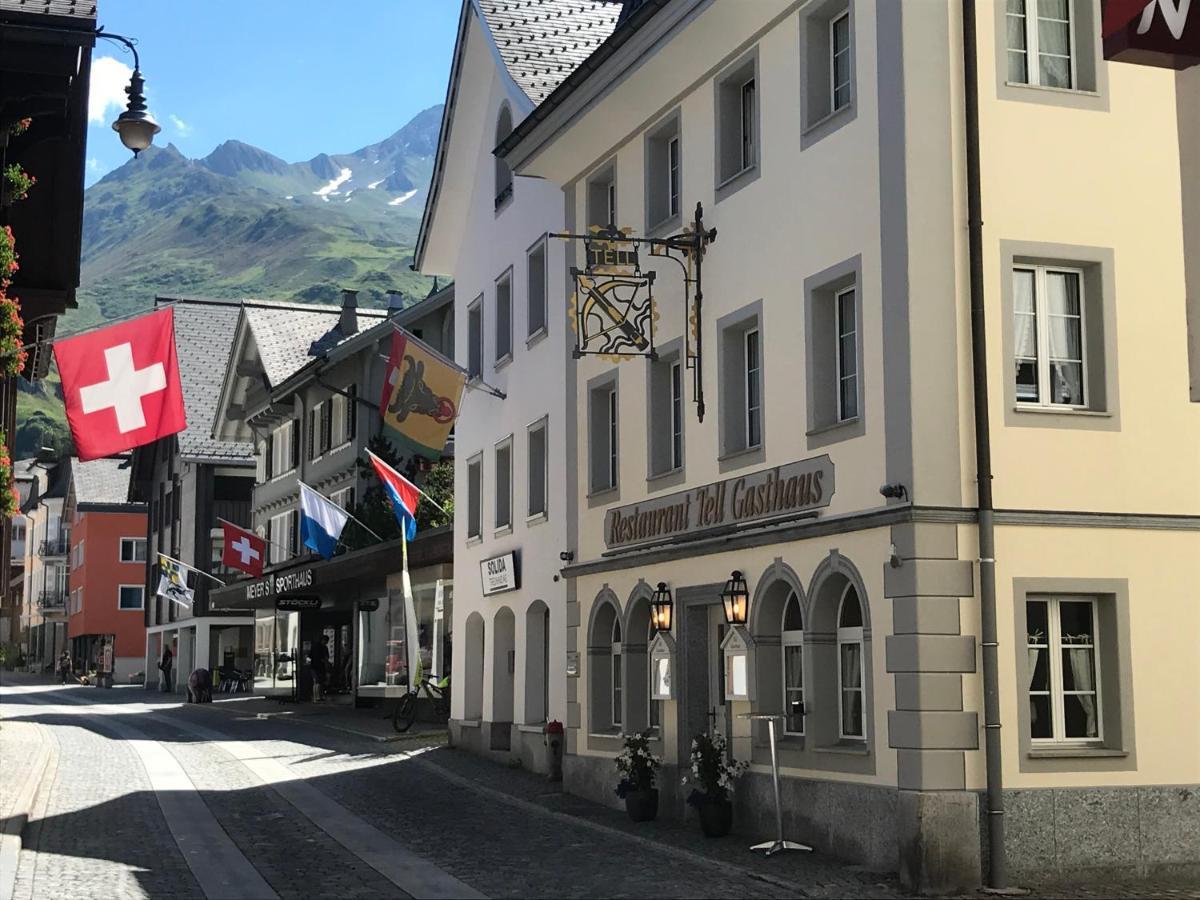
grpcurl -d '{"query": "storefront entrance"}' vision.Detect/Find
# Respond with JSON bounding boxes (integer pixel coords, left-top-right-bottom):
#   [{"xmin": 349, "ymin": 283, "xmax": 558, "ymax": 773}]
[
  {"xmin": 299, "ymin": 608, "xmax": 352, "ymax": 701},
  {"xmin": 679, "ymin": 598, "xmax": 730, "ymax": 775}
]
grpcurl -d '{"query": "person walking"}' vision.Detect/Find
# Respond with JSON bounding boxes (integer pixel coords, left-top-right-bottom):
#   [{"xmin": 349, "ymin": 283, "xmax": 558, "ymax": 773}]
[
  {"xmin": 159, "ymin": 642, "xmax": 174, "ymax": 692},
  {"xmin": 58, "ymin": 650, "xmax": 72, "ymax": 685},
  {"xmin": 308, "ymin": 634, "xmax": 330, "ymax": 702}
]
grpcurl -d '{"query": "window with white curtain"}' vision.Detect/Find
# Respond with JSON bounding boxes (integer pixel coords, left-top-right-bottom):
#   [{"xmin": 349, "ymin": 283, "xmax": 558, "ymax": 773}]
[
  {"xmin": 1026, "ymin": 596, "xmax": 1101, "ymax": 742},
  {"xmin": 1006, "ymin": 0, "xmax": 1074, "ymax": 89},
  {"xmin": 837, "ymin": 584, "xmax": 865, "ymax": 740},
  {"xmin": 781, "ymin": 590, "xmax": 805, "ymax": 736},
  {"xmin": 1013, "ymin": 265, "xmax": 1086, "ymax": 407},
  {"xmin": 611, "ymin": 618, "xmax": 623, "ymax": 727}
]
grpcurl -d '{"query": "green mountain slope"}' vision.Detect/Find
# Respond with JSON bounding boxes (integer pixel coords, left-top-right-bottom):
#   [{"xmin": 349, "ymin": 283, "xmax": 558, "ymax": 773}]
[{"xmin": 15, "ymin": 104, "xmax": 444, "ymax": 456}]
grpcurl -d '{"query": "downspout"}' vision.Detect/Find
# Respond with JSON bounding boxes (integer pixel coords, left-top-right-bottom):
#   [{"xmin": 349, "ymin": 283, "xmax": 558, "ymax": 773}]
[{"xmin": 960, "ymin": 0, "xmax": 1006, "ymax": 888}]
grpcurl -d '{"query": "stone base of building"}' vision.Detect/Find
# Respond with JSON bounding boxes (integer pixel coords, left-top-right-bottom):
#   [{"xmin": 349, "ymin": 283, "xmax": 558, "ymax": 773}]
[
  {"xmin": 1002, "ymin": 785, "xmax": 1200, "ymax": 884},
  {"xmin": 897, "ymin": 790, "xmax": 981, "ymax": 893},
  {"xmin": 448, "ymin": 718, "xmax": 557, "ymax": 776}
]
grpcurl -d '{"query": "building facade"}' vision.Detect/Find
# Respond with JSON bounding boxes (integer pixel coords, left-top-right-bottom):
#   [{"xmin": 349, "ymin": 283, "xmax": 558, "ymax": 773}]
[
  {"xmin": 415, "ymin": 0, "xmax": 625, "ymax": 771},
  {"xmin": 481, "ymin": 0, "xmax": 1199, "ymax": 891},
  {"xmin": 64, "ymin": 456, "xmax": 148, "ymax": 681},
  {"xmin": 19, "ymin": 461, "xmax": 68, "ymax": 671},
  {"xmin": 209, "ymin": 287, "xmax": 455, "ymax": 704}
]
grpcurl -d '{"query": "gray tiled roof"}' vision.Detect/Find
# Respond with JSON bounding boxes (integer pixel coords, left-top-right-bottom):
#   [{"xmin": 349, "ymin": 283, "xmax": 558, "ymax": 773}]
[
  {"xmin": 70, "ymin": 456, "xmax": 134, "ymax": 506},
  {"xmin": 0, "ymin": 0, "xmax": 97, "ymax": 22},
  {"xmin": 243, "ymin": 300, "xmax": 387, "ymax": 389},
  {"xmin": 160, "ymin": 298, "xmax": 256, "ymax": 464},
  {"xmin": 478, "ymin": 0, "xmax": 624, "ymax": 103}
]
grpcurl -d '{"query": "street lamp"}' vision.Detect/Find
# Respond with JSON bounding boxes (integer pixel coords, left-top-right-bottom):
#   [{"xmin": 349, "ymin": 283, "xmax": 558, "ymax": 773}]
[
  {"xmin": 720, "ymin": 570, "xmax": 749, "ymax": 626},
  {"xmin": 650, "ymin": 582, "xmax": 673, "ymax": 632},
  {"xmin": 98, "ymin": 29, "xmax": 160, "ymax": 156}
]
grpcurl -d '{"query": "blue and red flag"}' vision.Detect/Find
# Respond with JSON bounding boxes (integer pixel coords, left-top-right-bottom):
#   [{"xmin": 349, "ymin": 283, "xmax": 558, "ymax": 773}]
[{"xmin": 367, "ymin": 449, "xmax": 420, "ymax": 541}]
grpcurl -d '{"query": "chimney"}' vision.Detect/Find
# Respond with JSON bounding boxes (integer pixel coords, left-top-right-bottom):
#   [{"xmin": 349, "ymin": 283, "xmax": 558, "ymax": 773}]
[
  {"xmin": 340, "ymin": 289, "xmax": 358, "ymax": 335},
  {"xmin": 386, "ymin": 290, "xmax": 406, "ymax": 315}
]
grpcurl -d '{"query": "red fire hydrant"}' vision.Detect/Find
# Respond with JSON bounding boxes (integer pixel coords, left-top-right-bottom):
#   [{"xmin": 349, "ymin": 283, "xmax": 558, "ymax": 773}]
[{"xmin": 543, "ymin": 720, "xmax": 564, "ymax": 781}]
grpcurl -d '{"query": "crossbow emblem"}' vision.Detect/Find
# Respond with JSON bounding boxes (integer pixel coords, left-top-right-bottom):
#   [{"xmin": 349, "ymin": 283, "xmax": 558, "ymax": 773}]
[{"xmin": 570, "ymin": 226, "xmax": 657, "ymax": 359}]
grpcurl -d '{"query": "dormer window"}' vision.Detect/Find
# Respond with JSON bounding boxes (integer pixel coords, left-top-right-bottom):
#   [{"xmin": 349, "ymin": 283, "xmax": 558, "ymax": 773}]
[{"xmin": 495, "ymin": 104, "xmax": 514, "ymax": 211}]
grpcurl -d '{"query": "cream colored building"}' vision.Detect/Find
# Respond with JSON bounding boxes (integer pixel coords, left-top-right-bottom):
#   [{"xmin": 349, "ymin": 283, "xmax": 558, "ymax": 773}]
[{"xmin": 490, "ymin": 0, "xmax": 1199, "ymax": 892}]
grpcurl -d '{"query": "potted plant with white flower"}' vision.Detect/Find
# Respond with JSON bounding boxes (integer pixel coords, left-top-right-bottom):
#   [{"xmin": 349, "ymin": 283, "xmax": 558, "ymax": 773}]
[
  {"xmin": 683, "ymin": 730, "xmax": 749, "ymax": 837},
  {"xmin": 614, "ymin": 730, "xmax": 661, "ymax": 822}
]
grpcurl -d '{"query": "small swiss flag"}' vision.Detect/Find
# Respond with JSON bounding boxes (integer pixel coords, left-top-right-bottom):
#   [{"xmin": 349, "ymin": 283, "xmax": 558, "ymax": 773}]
[
  {"xmin": 221, "ymin": 521, "xmax": 266, "ymax": 578},
  {"xmin": 54, "ymin": 308, "xmax": 186, "ymax": 461}
]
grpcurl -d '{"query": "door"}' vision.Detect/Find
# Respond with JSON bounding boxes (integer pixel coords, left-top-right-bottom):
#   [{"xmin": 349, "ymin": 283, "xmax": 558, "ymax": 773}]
[
  {"xmin": 679, "ymin": 602, "xmax": 731, "ymax": 772},
  {"xmin": 708, "ymin": 605, "xmax": 730, "ymax": 745}
]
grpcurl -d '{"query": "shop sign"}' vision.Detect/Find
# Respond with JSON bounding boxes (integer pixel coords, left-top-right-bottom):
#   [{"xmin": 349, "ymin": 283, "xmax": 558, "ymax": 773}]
[
  {"xmin": 604, "ymin": 455, "xmax": 835, "ymax": 550},
  {"xmin": 277, "ymin": 596, "xmax": 320, "ymax": 611},
  {"xmin": 1103, "ymin": 0, "xmax": 1200, "ymax": 69},
  {"xmin": 480, "ymin": 552, "xmax": 519, "ymax": 596},
  {"xmin": 244, "ymin": 566, "xmax": 316, "ymax": 604}
]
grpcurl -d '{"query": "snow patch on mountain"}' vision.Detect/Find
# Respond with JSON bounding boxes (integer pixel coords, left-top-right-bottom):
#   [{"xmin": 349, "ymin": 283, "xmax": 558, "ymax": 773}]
[
  {"xmin": 388, "ymin": 189, "xmax": 418, "ymax": 207},
  {"xmin": 368, "ymin": 177, "xmax": 387, "ymax": 189},
  {"xmin": 314, "ymin": 167, "xmax": 352, "ymax": 201}
]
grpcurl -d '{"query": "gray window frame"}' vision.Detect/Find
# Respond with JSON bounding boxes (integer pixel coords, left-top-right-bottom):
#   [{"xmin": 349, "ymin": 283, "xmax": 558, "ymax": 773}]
[
  {"xmin": 466, "ymin": 452, "xmax": 483, "ymax": 542},
  {"xmin": 716, "ymin": 300, "xmax": 765, "ymax": 472},
  {"xmin": 994, "ymin": 0, "xmax": 1108, "ymax": 111},
  {"xmin": 526, "ymin": 236, "xmax": 548, "ymax": 341},
  {"xmin": 800, "ymin": 0, "xmax": 858, "ymax": 148},
  {"xmin": 467, "ymin": 294, "xmax": 484, "ymax": 381},
  {"xmin": 1012, "ymin": 577, "xmax": 1136, "ymax": 773},
  {"xmin": 493, "ymin": 435, "xmax": 513, "ymax": 534},
  {"xmin": 804, "ymin": 255, "xmax": 866, "ymax": 448},
  {"xmin": 586, "ymin": 160, "xmax": 618, "ymax": 229},
  {"xmin": 526, "ymin": 415, "xmax": 548, "ymax": 522},
  {"xmin": 495, "ymin": 268, "xmax": 513, "ymax": 368},
  {"xmin": 644, "ymin": 110, "xmax": 682, "ymax": 234},
  {"xmin": 587, "ymin": 370, "xmax": 620, "ymax": 502},
  {"xmin": 646, "ymin": 337, "xmax": 685, "ymax": 487},
  {"xmin": 713, "ymin": 48, "xmax": 760, "ymax": 202},
  {"xmin": 999, "ymin": 240, "xmax": 1120, "ymax": 431}
]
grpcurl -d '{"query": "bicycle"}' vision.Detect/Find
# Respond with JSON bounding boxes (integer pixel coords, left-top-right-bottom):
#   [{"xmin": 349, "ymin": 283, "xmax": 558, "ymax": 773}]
[{"xmin": 391, "ymin": 671, "xmax": 451, "ymax": 733}]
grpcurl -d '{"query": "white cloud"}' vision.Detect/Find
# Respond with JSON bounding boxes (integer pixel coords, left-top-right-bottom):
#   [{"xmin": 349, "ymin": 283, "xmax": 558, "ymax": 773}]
[
  {"xmin": 86, "ymin": 158, "xmax": 100, "ymax": 173},
  {"xmin": 169, "ymin": 115, "xmax": 192, "ymax": 137},
  {"xmin": 89, "ymin": 56, "xmax": 134, "ymax": 125}
]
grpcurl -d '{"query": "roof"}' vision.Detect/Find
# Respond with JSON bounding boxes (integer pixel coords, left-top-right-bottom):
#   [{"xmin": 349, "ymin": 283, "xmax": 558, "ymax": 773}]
[
  {"xmin": 0, "ymin": 0, "xmax": 97, "ymax": 24},
  {"xmin": 477, "ymin": 0, "xmax": 624, "ymax": 104},
  {"xmin": 238, "ymin": 300, "xmax": 387, "ymax": 388},
  {"xmin": 157, "ymin": 297, "xmax": 256, "ymax": 464},
  {"xmin": 70, "ymin": 456, "xmax": 134, "ymax": 507}
]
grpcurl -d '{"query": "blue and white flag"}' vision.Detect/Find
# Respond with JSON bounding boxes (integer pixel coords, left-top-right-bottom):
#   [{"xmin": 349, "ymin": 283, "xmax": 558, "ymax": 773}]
[{"xmin": 299, "ymin": 482, "xmax": 349, "ymax": 560}]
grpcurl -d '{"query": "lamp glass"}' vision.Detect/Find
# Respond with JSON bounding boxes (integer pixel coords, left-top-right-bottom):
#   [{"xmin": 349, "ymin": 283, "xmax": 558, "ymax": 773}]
[
  {"xmin": 650, "ymin": 582, "xmax": 673, "ymax": 632},
  {"xmin": 721, "ymin": 571, "xmax": 749, "ymax": 625},
  {"xmin": 113, "ymin": 115, "xmax": 160, "ymax": 153}
]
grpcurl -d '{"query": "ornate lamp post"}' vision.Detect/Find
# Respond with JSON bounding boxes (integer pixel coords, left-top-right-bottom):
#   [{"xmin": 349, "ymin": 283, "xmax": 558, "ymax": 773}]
[{"xmin": 98, "ymin": 29, "xmax": 161, "ymax": 156}]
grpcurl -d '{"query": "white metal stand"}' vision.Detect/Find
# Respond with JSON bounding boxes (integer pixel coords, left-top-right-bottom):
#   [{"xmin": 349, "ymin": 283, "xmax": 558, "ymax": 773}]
[{"xmin": 742, "ymin": 713, "xmax": 813, "ymax": 856}]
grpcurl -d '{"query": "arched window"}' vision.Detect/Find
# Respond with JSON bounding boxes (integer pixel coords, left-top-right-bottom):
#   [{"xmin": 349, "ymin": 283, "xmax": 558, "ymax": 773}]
[
  {"xmin": 781, "ymin": 590, "xmax": 804, "ymax": 735},
  {"xmin": 611, "ymin": 618, "xmax": 623, "ymax": 727},
  {"xmin": 494, "ymin": 105, "xmax": 513, "ymax": 209},
  {"xmin": 837, "ymin": 584, "xmax": 864, "ymax": 739},
  {"xmin": 647, "ymin": 620, "xmax": 660, "ymax": 730}
]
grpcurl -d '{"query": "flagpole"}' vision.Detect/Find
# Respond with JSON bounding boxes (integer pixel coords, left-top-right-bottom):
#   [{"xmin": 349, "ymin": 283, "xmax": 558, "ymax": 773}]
[
  {"xmin": 298, "ymin": 481, "xmax": 385, "ymax": 543},
  {"xmin": 215, "ymin": 517, "xmax": 293, "ymax": 562},
  {"xmin": 365, "ymin": 449, "xmax": 450, "ymax": 516},
  {"xmin": 157, "ymin": 551, "xmax": 226, "ymax": 586}
]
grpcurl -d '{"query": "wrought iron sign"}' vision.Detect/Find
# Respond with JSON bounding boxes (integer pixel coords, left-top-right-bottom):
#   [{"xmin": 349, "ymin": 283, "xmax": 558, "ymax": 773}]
[{"xmin": 554, "ymin": 202, "xmax": 717, "ymax": 420}]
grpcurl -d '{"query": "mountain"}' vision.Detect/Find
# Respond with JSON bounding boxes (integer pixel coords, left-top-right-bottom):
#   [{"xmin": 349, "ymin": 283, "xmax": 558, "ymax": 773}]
[
  {"xmin": 76, "ymin": 103, "xmax": 444, "ymax": 327},
  {"xmin": 14, "ymin": 105, "xmax": 445, "ymax": 457}
]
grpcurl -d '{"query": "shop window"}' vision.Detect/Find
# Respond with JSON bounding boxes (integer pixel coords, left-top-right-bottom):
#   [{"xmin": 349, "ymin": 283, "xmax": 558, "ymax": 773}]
[
  {"xmin": 527, "ymin": 238, "xmax": 547, "ymax": 339},
  {"xmin": 468, "ymin": 295, "xmax": 483, "ymax": 380},
  {"xmin": 494, "ymin": 436, "xmax": 512, "ymax": 532},
  {"xmin": 837, "ymin": 584, "xmax": 865, "ymax": 740},
  {"xmin": 645, "ymin": 112, "xmax": 681, "ymax": 230},
  {"xmin": 467, "ymin": 454, "xmax": 482, "ymax": 541},
  {"xmin": 527, "ymin": 417, "xmax": 548, "ymax": 519},
  {"xmin": 586, "ymin": 161, "xmax": 617, "ymax": 229},
  {"xmin": 782, "ymin": 591, "xmax": 805, "ymax": 735},
  {"xmin": 495, "ymin": 269, "xmax": 513, "ymax": 366}
]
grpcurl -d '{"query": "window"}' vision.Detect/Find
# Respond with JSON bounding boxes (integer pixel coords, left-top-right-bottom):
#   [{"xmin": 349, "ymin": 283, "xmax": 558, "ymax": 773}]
[
  {"xmin": 466, "ymin": 454, "xmax": 482, "ymax": 540},
  {"xmin": 308, "ymin": 402, "xmax": 326, "ymax": 460},
  {"xmin": 782, "ymin": 591, "xmax": 805, "ymax": 735},
  {"xmin": 611, "ymin": 618, "xmax": 623, "ymax": 727},
  {"xmin": 588, "ymin": 378, "xmax": 618, "ymax": 494},
  {"xmin": 120, "ymin": 538, "xmax": 147, "ymax": 563},
  {"xmin": 527, "ymin": 418, "xmax": 547, "ymax": 519},
  {"xmin": 648, "ymin": 350, "xmax": 684, "ymax": 478},
  {"xmin": 494, "ymin": 438, "xmax": 512, "ymax": 531},
  {"xmin": 716, "ymin": 53, "xmax": 758, "ymax": 186},
  {"xmin": 1006, "ymin": 0, "xmax": 1073, "ymax": 89},
  {"xmin": 645, "ymin": 113, "xmax": 681, "ymax": 229},
  {"xmin": 718, "ymin": 306, "xmax": 764, "ymax": 459},
  {"xmin": 468, "ymin": 296, "xmax": 483, "ymax": 379},
  {"xmin": 836, "ymin": 287, "xmax": 858, "ymax": 421},
  {"xmin": 837, "ymin": 585, "xmax": 865, "ymax": 740},
  {"xmin": 119, "ymin": 585, "xmax": 145, "ymax": 610},
  {"xmin": 830, "ymin": 12, "xmax": 852, "ymax": 111},
  {"xmin": 495, "ymin": 271, "xmax": 513, "ymax": 365},
  {"xmin": 495, "ymin": 104, "xmax": 513, "ymax": 209},
  {"xmin": 72, "ymin": 539, "xmax": 84, "ymax": 570},
  {"xmin": 268, "ymin": 510, "xmax": 297, "ymax": 565},
  {"xmin": 586, "ymin": 163, "xmax": 617, "ymax": 229},
  {"xmin": 1013, "ymin": 266, "xmax": 1086, "ymax": 407},
  {"xmin": 329, "ymin": 388, "xmax": 353, "ymax": 448},
  {"xmin": 270, "ymin": 420, "xmax": 298, "ymax": 477},
  {"xmin": 331, "ymin": 486, "xmax": 355, "ymax": 511},
  {"xmin": 527, "ymin": 239, "xmax": 547, "ymax": 338},
  {"xmin": 744, "ymin": 328, "xmax": 762, "ymax": 449},
  {"xmin": 1026, "ymin": 597, "xmax": 1101, "ymax": 742},
  {"xmin": 648, "ymin": 620, "xmax": 661, "ymax": 730}
]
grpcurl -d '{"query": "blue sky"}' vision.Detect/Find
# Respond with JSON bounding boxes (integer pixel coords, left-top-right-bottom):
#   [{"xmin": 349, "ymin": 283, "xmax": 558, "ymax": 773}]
[{"xmin": 85, "ymin": 0, "xmax": 460, "ymax": 185}]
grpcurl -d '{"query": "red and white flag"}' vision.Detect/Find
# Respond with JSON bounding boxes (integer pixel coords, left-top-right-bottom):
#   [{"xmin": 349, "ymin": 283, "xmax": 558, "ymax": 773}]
[
  {"xmin": 221, "ymin": 521, "xmax": 266, "ymax": 577},
  {"xmin": 53, "ymin": 308, "xmax": 186, "ymax": 461}
]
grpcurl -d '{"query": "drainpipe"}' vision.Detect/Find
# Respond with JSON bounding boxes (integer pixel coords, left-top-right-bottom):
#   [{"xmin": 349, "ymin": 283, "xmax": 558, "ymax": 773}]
[{"xmin": 961, "ymin": 0, "xmax": 1006, "ymax": 889}]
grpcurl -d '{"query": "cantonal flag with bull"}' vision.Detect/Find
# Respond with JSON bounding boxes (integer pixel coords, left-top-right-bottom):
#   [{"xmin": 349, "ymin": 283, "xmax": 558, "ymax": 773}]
[
  {"xmin": 53, "ymin": 308, "xmax": 186, "ymax": 461},
  {"xmin": 379, "ymin": 326, "xmax": 466, "ymax": 460}
]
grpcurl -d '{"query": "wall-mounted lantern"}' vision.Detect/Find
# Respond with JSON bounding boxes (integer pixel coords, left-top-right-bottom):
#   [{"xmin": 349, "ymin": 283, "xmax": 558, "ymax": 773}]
[
  {"xmin": 650, "ymin": 581, "xmax": 673, "ymax": 632},
  {"xmin": 721, "ymin": 570, "xmax": 749, "ymax": 626},
  {"xmin": 648, "ymin": 631, "xmax": 677, "ymax": 700}
]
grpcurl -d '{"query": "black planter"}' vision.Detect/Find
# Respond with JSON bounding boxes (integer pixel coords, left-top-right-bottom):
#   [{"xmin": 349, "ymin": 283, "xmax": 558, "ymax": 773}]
[
  {"xmin": 696, "ymin": 797, "xmax": 733, "ymax": 837},
  {"xmin": 624, "ymin": 788, "xmax": 659, "ymax": 822}
]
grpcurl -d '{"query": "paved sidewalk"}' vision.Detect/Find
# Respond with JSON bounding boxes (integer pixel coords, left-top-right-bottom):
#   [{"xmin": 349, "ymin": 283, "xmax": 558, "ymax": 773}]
[{"xmin": 202, "ymin": 693, "xmax": 448, "ymax": 744}]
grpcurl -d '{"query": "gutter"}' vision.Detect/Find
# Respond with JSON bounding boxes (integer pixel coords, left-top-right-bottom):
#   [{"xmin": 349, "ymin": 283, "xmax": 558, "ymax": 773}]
[{"xmin": 961, "ymin": 0, "xmax": 1006, "ymax": 888}]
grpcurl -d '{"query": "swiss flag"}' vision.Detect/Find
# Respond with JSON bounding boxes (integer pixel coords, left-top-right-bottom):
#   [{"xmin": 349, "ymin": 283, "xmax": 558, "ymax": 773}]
[
  {"xmin": 54, "ymin": 308, "xmax": 186, "ymax": 461},
  {"xmin": 221, "ymin": 521, "xmax": 265, "ymax": 577}
]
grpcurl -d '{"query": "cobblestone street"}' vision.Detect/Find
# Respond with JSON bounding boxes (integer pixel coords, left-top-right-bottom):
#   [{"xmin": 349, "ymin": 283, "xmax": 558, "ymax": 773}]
[{"xmin": 1, "ymin": 677, "xmax": 1196, "ymax": 900}]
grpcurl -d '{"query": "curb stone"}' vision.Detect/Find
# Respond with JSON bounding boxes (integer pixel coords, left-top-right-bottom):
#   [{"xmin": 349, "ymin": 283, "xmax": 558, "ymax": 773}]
[{"xmin": 0, "ymin": 722, "xmax": 53, "ymax": 900}]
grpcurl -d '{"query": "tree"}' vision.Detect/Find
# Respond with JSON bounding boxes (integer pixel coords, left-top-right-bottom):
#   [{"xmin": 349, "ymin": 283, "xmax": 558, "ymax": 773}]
[{"xmin": 341, "ymin": 434, "xmax": 453, "ymax": 551}]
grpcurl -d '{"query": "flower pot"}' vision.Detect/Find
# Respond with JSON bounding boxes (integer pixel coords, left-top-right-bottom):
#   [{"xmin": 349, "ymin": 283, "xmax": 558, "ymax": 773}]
[
  {"xmin": 696, "ymin": 797, "xmax": 733, "ymax": 837},
  {"xmin": 624, "ymin": 788, "xmax": 659, "ymax": 822}
]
